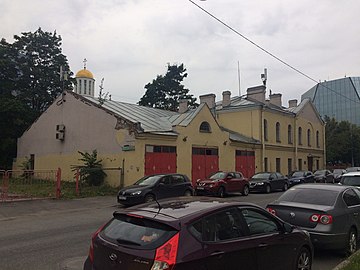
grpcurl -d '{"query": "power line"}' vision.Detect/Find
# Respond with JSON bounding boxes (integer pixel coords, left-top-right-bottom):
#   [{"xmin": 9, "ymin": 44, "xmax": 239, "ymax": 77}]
[{"xmin": 188, "ymin": 0, "xmax": 360, "ymax": 105}]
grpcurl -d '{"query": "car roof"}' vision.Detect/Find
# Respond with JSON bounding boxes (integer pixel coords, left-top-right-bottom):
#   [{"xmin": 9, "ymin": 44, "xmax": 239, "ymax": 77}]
[
  {"xmin": 117, "ymin": 197, "xmax": 259, "ymax": 225},
  {"xmin": 342, "ymin": 172, "xmax": 360, "ymax": 176},
  {"xmin": 290, "ymin": 183, "xmax": 350, "ymax": 192}
]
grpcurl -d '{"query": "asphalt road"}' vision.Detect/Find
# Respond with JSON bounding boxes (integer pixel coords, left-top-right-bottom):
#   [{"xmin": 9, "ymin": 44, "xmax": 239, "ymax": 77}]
[{"xmin": 0, "ymin": 193, "xmax": 345, "ymax": 270}]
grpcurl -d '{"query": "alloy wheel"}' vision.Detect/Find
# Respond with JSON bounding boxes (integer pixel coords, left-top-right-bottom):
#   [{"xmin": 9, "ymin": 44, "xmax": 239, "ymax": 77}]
[
  {"xmin": 347, "ymin": 229, "xmax": 357, "ymax": 255},
  {"xmin": 296, "ymin": 248, "xmax": 311, "ymax": 270}
]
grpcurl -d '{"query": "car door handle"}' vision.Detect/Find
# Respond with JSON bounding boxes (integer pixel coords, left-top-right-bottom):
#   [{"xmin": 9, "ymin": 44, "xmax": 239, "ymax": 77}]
[
  {"xmin": 258, "ymin": 243, "xmax": 269, "ymax": 248},
  {"xmin": 211, "ymin": 251, "xmax": 225, "ymax": 257}
]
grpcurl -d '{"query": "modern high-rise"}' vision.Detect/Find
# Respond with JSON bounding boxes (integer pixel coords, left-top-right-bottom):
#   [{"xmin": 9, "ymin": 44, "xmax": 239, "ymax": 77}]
[{"xmin": 301, "ymin": 77, "xmax": 360, "ymax": 126}]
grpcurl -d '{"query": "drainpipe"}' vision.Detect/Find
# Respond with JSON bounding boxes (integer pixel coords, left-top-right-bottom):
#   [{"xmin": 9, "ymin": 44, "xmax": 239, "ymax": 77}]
[
  {"xmin": 295, "ymin": 117, "xmax": 298, "ymax": 170},
  {"xmin": 261, "ymin": 106, "xmax": 266, "ymax": 171}
]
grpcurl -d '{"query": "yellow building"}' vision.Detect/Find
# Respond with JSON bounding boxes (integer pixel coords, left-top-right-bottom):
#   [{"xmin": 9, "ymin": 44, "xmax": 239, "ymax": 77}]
[{"xmin": 14, "ymin": 69, "xmax": 325, "ymax": 187}]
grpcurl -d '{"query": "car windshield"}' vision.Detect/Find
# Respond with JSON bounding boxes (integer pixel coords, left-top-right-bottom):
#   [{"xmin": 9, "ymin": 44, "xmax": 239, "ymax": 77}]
[
  {"xmin": 341, "ymin": 176, "xmax": 360, "ymax": 186},
  {"xmin": 278, "ymin": 188, "xmax": 338, "ymax": 206},
  {"xmin": 291, "ymin": 171, "xmax": 305, "ymax": 177},
  {"xmin": 209, "ymin": 172, "xmax": 227, "ymax": 180},
  {"xmin": 134, "ymin": 175, "xmax": 163, "ymax": 186},
  {"xmin": 252, "ymin": 173, "xmax": 271, "ymax": 179},
  {"xmin": 101, "ymin": 213, "xmax": 177, "ymax": 249},
  {"xmin": 314, "ymin": 170, "xmax": 325, "ymax": 176}
]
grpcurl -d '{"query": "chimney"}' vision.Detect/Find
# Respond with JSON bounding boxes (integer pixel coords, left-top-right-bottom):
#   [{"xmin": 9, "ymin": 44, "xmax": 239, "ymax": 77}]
[
  {"xmin": 178, "ymin": 99, "xmax": 188, "ymax": 114},
  {"xmin": 288, "ymin": 99, "xmax": 298, "ymax": 108},
  {"xmin": 222, "ymin": 91, "xmax": 231, "ymax": 107},
  {"xmin": 246, "ymin": 85, "xmax": 266, "ymax": 103},
  {"xmin": 199, "ymin": 94, "xmax": 216, "ymax": 109},
  {"xmin": 269, "ymin": 93, "xmax": 282, "ymax": 107}
]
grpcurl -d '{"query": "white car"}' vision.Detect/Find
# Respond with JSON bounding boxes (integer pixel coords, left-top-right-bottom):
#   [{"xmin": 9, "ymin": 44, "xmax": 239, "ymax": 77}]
[{"xmin": 338, "ymin": 172, "xmax": 360, "ymax": 187}]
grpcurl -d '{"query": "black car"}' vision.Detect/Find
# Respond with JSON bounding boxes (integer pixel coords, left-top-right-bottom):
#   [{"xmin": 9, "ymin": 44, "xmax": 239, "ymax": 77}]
[
  {"xmin": 267, "ymin": 184, "xmax": 360, "ymax": 255},
  {"xmin": 288, "ymin": 171, "xmax": 315, "ymax": 186},
  {"xmin": 314, "ymin": 170, "xmax": 334, "ymax": 183},
  {"xmin": 249, "ymin": 172, "xmax": 289, "ymax": 193},
  {"xmin": 84, "ymin": 197, "xmax": 313, "ymax": 270},
  {"xmin": 117, "ymin": 174, "xmax": 193, "ymax": 206},
  {"xmin": 333, "ymin": 169, "xmax": 346, "ymax": 183}
]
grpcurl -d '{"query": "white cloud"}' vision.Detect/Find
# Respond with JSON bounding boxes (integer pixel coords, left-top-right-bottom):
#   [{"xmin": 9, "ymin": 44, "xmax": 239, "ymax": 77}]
[{"xmin": 1, "ymin": 0, "xmax": 359, "ymax": 104}]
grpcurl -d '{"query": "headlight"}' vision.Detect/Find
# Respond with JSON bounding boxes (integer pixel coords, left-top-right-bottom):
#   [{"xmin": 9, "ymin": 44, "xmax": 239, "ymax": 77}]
[
  {"xmin": 209, "ymin": 184, "xmax": 214, "ymax": 188},
  {"xmin": 131, "ymin": 191, "xmax": 142, "ymax": 195},
  {"xmin": 257, "ymin": 182, "xmax": 264, "ymax": 185}
]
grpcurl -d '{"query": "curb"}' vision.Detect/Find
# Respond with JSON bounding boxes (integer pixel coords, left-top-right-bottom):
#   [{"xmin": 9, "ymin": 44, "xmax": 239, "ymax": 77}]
[{"xmin": 332, "ymin": 250, "xmax": 360, "ymax": 270}]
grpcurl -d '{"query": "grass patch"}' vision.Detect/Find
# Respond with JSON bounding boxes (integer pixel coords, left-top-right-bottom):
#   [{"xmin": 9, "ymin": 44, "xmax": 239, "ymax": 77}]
[
  {"xmin": 2, "ymin": 177, "xmax": 118, "ymax": 199},
  {"xmin": 340, "ymin": 252, "xmax": 360, "ymax": 270}
]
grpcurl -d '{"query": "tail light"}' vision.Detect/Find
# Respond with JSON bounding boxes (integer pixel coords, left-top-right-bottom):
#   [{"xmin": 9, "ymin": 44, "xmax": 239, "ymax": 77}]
[
  {"xmin": 151, "ymin": 232, "xmax": 179, "ymax": 270},
  {"xmin": 266, "ymin": 207, "xmax": 276, "ymax": 216},
  {"xmin": 89, "ymin": 224, "xmax": 106, "ymax": 263},
  {"xmin": 310, "ymin": 214, "xmax": 333, "ymax": 225}
]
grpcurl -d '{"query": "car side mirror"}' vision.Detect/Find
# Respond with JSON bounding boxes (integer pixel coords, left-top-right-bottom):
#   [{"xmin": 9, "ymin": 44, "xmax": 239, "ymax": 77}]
[
  {"xmin": 158, "ymin": 182, "xmax": 165, "ymax": 186},
  {"xmin": 283, "ymin": 223, "xmax": 294, "ymax": 233}
]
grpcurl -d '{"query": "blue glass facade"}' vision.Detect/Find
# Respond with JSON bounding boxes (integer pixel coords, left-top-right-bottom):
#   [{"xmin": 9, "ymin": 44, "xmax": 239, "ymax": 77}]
[{"xmin": 301, "ymin": 77, "xmax": 360, "ymax": 126}]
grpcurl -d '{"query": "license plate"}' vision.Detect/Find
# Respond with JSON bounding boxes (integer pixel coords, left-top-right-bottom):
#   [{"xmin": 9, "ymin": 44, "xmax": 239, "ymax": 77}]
[
  {"xmin": 196, "ymin": 187, "xmax": 204, "ymax": 190},
  {"xmin": 118, "ymin": 196, "xmax": 127, "ymax": 200}
]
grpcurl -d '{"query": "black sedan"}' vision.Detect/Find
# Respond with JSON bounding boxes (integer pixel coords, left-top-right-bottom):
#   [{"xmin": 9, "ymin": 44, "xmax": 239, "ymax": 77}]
[
  {"xmin": 117, "ymin": 174, "xmax": 193, "ymax": 206},
  {"xmin": 267, "ymin": 184, "xmax": 360, "ymax": 255},
  {"xmin": 288, "ymin": 171, "xmax": 315, "ymax": 186},
  {"xmin": 249, "ymin": 172, "xmax": 289, "ymax": 193},
  {"xmin": 84, "ymin": 197, "xmax": 313, "ymax": 270},
  {"xmin": 314, "ymin": 170, "xmax": 334, "ymax": 183}
]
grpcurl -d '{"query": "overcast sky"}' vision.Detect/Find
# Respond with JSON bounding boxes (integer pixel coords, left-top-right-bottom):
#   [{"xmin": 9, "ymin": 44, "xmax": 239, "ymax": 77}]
[{"xmin": 1, "ymin": 0, "xmax": 359, "ymax": 105}]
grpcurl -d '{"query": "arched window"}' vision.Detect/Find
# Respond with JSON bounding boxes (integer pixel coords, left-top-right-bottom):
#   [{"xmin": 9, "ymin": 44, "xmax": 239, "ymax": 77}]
[
  {"xmin": 276, "ymin": 122, "xmax": 281, "ymax": 142},
  {"xmin": 307, "ymin": 129, "xmax": 311, "ymax": 146},
  {"xmin": 316, "ymin": 131, "xmax": 320, "ymax": 148},
  {"xmin": 200, "ymin": 121, "xmax": 211, "ymax": 132},
  {"xmin": 288, "ymin": 125, "xmax": 293, "ymax": 144},
  {"xmin": 298, "ymin": 127, "xmax": 302, "ymax": 145},
  {"xmin": 264, "ymin": 119, "xmax": 268, "ymax": 141}
]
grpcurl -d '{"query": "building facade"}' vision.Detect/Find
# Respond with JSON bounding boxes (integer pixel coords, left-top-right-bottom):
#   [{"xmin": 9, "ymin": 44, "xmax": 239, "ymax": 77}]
[{"xmin": 301, "ymin": 77, "xmax": 360, "ymax": 126}]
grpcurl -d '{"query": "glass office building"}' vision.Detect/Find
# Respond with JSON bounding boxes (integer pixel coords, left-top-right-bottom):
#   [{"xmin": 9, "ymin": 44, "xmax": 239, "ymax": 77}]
[{"xmin": 301, "ymin": 77, "xmax": 360, "ymax": 126}]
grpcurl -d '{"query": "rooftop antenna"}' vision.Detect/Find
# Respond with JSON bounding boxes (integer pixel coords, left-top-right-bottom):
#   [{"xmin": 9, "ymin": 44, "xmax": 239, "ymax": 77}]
[
  {"xmin": 237, "ymin": 61, "xmax": 241, "ymax": 96},
  {"xmin": 83, "ymin": 58, "xmax": 87, "ymax": 69},
  {"xmin": 261, "ymin": 68, "xmax": 267, "ymax": 86}
]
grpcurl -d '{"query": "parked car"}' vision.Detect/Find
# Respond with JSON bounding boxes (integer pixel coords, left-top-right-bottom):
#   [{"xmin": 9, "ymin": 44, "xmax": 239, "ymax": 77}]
[
  {"xmin": 333, "ymin": 169, "xmax": 347, "ymax": 183},
  {"xmin": 117, "ymin": 174, "xmax": 193, "ymax": 206},
  {"xmin": 266, "ymin": 184, "xmax": 360, "ymax": 255},
  {"xmin": 339, "ymin": 172, "xmax": 360, "ymax": 187},
  {"xmin": 84, "ymin": 197, "xmax": 313, "ymax": 270},
  {"xmin": 314, "ymin": 169, "xmax": 334, "ymax": 183},
  {"xmin": 249, "ymin": 172, "xmax": 289, "ymax": 193},
  {"xmin": 346, "ymin": 167, "xmax": 360, "ymax": 173},
  {"xmin": 288, "ymin": 171, "xmax": 315, "ymax": 186},
  {"xmin": 195, "ymin": 171, "xmax": 249, "ymax": 197}
]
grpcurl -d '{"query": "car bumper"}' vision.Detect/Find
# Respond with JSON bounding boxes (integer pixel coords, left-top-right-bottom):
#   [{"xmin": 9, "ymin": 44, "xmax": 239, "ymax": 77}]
[
  {"xmin": 249, "ymin": 184, "xmax": 267, "ymax": 192},
  {"xmin": 117, "ymin": 195, "xmax": 144, "ymax": 205},
  {"xmin": 307, "ymin": 231, "xmax": 347, "ymax": 250},
  {"xmin": 195, "ymin": 187, "xmax": 217, "ymax": 196},
  {"xmin": 83, "ymin": 257, "xmax": 92, "ymax": 270}
]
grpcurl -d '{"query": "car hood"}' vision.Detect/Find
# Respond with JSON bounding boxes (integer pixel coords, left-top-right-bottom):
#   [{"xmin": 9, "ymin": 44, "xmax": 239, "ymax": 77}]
[
  {"xmin": 118, "ymin": 185, "xmax": 150, "ymax": 194},
  {"xmin": 249, "ymin": 178, "xmax": 269, "ymax": 182},
  {"xmin": 197, "ymin": 179, "xmax": 220, "ymax": 184},
  {"xmin": 289, "ymin": 176, "xmax": 304, "ymax": 181}
]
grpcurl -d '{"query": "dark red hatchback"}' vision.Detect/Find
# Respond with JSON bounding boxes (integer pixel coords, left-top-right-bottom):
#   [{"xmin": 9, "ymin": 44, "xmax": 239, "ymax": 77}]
[{"xmin": 84, "ymin": 197, "xmax": 313, "ymax": 270}]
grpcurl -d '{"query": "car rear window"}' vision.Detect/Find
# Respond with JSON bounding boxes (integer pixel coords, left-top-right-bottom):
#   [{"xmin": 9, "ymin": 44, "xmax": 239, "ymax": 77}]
[
  {"xmin": 342, "ymin": 176, "xmax": 360, "ymax": 186},
  {"xmin": 278, "ymin": 188, "xmax": 338, "ymax": 206},
  {"xmin": 100, "ymin": 214, "xmax": 177, "ymax": 250}
]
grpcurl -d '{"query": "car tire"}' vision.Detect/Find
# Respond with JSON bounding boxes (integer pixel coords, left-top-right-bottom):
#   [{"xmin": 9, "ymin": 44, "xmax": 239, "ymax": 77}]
[
  {"xmin": 217, "ymin": 187, "xmax": 225, "ymax": 198},
  {"xmin": 242, "ymin": 185, "xmax": 249, "ymax": 196},
  {"xmin": 144, "ymin": 194, "xmax": 155, "ymax": 203},
  {"xmin": 295, "ymin": 247, "xmax": 312, "ymax": 270},
  {"xmin": 184, "ymin": 190, "xmax": 192, "ymax": 196},
  {"xmin": 283, "ymin": 183, "xmax": 288, "ymax": 191},
  {"xmin": 265, "ymin": 184, "xmax": 271, "ymax": 193},
  {"xmin": 345, "ymin": 228, "xmax": 357, "ymax": 256}
]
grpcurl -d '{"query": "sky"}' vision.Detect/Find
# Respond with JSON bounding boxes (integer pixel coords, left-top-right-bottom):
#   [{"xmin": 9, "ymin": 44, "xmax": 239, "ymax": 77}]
[{"xmin": 1, "ymin": 0, "xmax": 359, "ymax": 106}]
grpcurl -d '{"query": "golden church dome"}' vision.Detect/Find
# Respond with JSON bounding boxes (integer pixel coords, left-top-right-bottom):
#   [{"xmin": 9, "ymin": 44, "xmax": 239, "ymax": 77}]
[{"xmin": 75, "ymin": 68, "xmax": 94, "ymax": 79}]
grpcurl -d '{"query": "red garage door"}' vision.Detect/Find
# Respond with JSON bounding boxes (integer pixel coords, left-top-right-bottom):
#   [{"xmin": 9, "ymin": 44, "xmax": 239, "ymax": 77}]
[
  {"xmin": 235, "ymin": 150, "xmax": 255, "ymax": 178},
  {"xmin": 192, "ymin": 147, "xmax": 219, "ymax": 186},
  {"xmin": 145, "ymin": 145, "xmax": 177, "ymax": 175}
]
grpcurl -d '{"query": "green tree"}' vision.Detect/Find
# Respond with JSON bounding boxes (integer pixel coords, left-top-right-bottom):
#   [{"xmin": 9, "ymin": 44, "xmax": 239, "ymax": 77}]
[
  {"xmin": 0, "ymin": 28, "xmax": 74, "ymax": 169},
  {"xmin": 139, "ymin": 63, "xmax": 197, "ymax": 111},
  {"xmin": 72, "ymin": 150, "xmax": 107, "ymax": 186}
]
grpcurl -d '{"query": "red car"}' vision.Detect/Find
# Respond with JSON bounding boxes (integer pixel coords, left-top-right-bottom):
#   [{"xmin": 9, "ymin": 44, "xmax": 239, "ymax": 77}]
[{"xmin": 195, "ymin": 171, "xmax": 249, "ymax": 197}]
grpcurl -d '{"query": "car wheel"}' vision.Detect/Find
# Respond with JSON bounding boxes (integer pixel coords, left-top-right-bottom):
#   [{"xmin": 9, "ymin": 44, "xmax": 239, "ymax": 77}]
[
  {"xmin": 265, "ymin": 184, "xmax": 271, "ymax": 193},
  {"xmin": 345, "ymin": 228, "xmax": 357, "ymax": 256},
  {"xmin": 283, "ymin": 183, "xmax": 288, "ymax": 191},
  {"xmin": 144, "ymin": 194, "xmax": 155, "ymax": 203},
  {"xmin": 217, "ymin": 187, "xmax": 225, "ymax": 198},
  {"xmin": 242, "ymin": 185, "xmax": 249, "ymax": 196},
  {"xmin": 184, "ymin": 190, "xmax": 192, "ymax": 196},
  {"xmin": 295, "ymin": 247, "xmax": 312, "ymax": 270}
]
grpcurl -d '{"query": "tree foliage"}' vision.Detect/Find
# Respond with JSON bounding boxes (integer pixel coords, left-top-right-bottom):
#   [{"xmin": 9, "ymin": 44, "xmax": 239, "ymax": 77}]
[
  {"xmin": 138, "ymin": 63, "xmax": 197, "ymax": 111},
  {"xmin": 72, "ymin": 150, "xmax": 107, "ymax": 186},
  {"xmin": 325, "ymin": 116, "xmax": 360, "ymax": 166},
  {"xmin": 0, "ymin": 28, "xmax": 74, "ymax": 169}
]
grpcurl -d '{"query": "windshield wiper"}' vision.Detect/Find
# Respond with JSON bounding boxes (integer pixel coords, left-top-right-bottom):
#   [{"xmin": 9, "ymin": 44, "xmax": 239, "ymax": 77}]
[{"xmin": 116, "ymin": 238, "xmax": 141, "ymax": 246}]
